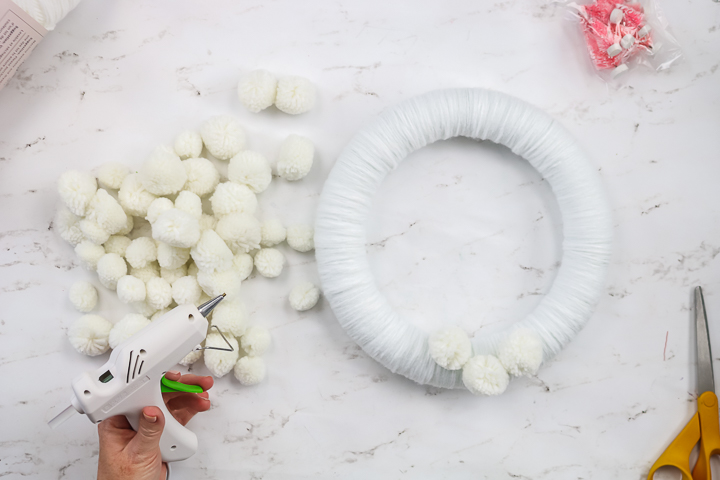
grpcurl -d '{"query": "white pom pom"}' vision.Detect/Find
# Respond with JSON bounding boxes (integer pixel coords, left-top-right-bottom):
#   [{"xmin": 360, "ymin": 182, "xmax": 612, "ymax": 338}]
[
  {"xmin": 197, "ymin": 268, "xmax": 241, "ymax": 299},
  {"xmin": 497, "ymin": 328, "xmax": 543, "ymax": 377},
  {"xmin": 254, "ymin": 248, "xmax": 284, "ymax": 278},
  {"xmin": 68, "ymin": 314, "xmax": 112, "ymax": 356},
  {"xmin": 215, "ymin": 213, "xmax": 261, "ymax": 254},
  {"xmin": 260, "ymin": 219, "xmax": 286, "ymax": 247},
  {"xmin": 175, "ymin": 191, "xmax": 202, "ymax": 220},
  {"xmin": 200, "ymin": 115, "xmax": 246, "ymax": 161},
  {"xmin": 58, "ymin": 170, "xmax": 97, "ymax": 216},
  {"xmin": 204, "ymin": 333, "xmax": 239, "ymax": 377},
  {"xmin": 237, "ymin": 70, "xmax": 277, "ymax": 113},
  {"xmin": 191, "ymin": 230, "xmax": 233, "ymax": 273},
  {"xmin": 240, "ymin": 326, "xmax": 271, "ymax": 356},
  {"xmin": 78, "ymin": 219, "xmax": 110, "ymax": 245},
  {"xmin": 97, "ymin": 162, "xmax": 129, "ymax": 190},
  {"xmin": 428, "ymin": 327, "xmax": 472, "ymax": 370},
  {"xmin": 462, "ymin": 355, "xmax": 509, "ymax": 396},
  {"xmin": 161, "ymin": 265, "xmax": 187, "ymax": 284},
  {"xmin": 152, "ymin": 209, "xmax": 201, "ymax": 249},
  {"xmin": 228, "ymin": 151, "xmax": 272, "ymax": 193},
  {"xmin": 233, "ymin": 253, "xmax": 253, "ymax": 280},
  {"xmin": 145, "ymin": 277, "xmax": 172, "ymax": 310},
  {"xmin": 117, "ymin": 275, "xmax": 146, "ymax": 304},
  {"xmin": 75, "ymin": 241, "xmax": 105, "ymax": 270},
  {"xmin": 174, "ymin": 131, "xmax": 203, "ymax": 160},
  {"xmin": 96, "ymin": 253, "xmax": 128, "ymax": 290},
  {"xmin": 199, "ymin": 214, "xmax": 217, "ymax": 232},
  {"xmin": 172, "ymin": 275, "xmax": 202, "ymax": 305},
  {"xmin": 234, "ymin": 356, "xmax": 266, "ymax": 386},
  {"xmin": 276, "ymin": 134, "xmax": 314, "ymax": 181},
  {"xmin": 129, "ymin": 262, "xmax": 160, "ymax": 283},
  {"xmin": 146, "ymin": 198, "xmax": 174, "ymax": 224},
  {"xmin": 103, "ymin": 235, "xmax": 131, "ymax": 257},
  {"xmin": 86, "ymin": 189, "xmax": 128, "ymax": 235},
  {"xmin": 157, "ymin": 242, "xmax": 190, "ymax": 270},
  {"xmin": 125, "ymin": 237, "xmax": 158, "ymax": 269},
  {"xmin": 210, "ymin": 182, "xmax": 257, "ymax": 217},
  {"xmin": 116, "ymin": 215, "xmax": 134, "ymax": 236},
  {"xmin": 55, "ymin": 206, "xmax": 84, "ymax": 246},
  {"xmin": 108, "ymin": 313, "xmax": 151, "ymax": 349},
  {"xmin": 182, "ymin": 158, "xmax": 220, "ymax": 197},
  {"xmin": 139, "ymin": 146, "xmax": 188, "ymax": 196},
  {"xmin": 211, "ymin": 300, "xmax": 247, "ymax": 337},
  {"xmin": 69, "ymin": 281, "xmax": 98, "ymax": 313},
  {"xmin": 178, "ymin": 348, "xmax": 203, "ymax": 366},
  {"xmin": 289, "ymin": 282, "xmax": 320, "ymax": 311},
  {"xmin": 118, "ymin": 174, "xmax": 157, "ymax": 217},
  {"xmin": 275, "ymin": 76, "xmax": 315, "ymax": 115},
  {"xmin": 286, "ymin": 224, "xmax": 314, "ymax": 252}
]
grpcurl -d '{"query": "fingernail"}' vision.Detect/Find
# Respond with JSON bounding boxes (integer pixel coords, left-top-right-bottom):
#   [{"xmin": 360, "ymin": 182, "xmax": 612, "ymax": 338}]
[
  {"xmin": 168, "ymin": 370, "xmax": 180, "ymax": 376},
  {"xmin": 143, "ymin": 413, "xmax": 157, "ymax": 423}
]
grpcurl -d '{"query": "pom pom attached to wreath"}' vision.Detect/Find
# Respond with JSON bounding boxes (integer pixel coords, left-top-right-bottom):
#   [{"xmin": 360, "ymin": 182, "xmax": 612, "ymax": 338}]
[
  {"xmin": 497, "ymin": 328, "xmax": 543, "ymax": 377},
  {"xmin": 462, "ymin": 355, "xmax": 509, "ymax": 396},
  {"xmin": 428, "ymin": 327, "xmax": 472, "ymax": 371}
]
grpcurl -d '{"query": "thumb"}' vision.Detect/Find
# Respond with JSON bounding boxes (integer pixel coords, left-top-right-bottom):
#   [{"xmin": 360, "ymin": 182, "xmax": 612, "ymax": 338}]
[{"xmin": 128, "ymin": 406, "xmax": 165, "ymax": 457}]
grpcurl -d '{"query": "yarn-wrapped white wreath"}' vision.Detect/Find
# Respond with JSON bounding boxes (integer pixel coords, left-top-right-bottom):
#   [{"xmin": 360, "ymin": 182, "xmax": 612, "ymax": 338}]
[{"xmin": 315, "ymin": 89, "xmax": 612, "ymax": 395}]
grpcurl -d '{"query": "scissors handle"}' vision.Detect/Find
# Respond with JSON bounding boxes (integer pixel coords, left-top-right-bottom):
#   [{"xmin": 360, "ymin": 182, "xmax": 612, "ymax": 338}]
[
  {"xmin": 694, "ymin": 392, "xmax": 720, "ymax": 480},
  {"xmin": 648, "ymin": 392, "xmax": 720, "ymax": 480}
]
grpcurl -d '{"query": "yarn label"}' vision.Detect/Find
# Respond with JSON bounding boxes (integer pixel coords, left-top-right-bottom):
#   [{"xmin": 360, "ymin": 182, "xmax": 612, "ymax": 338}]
[{"xmin": 0, "ymin": 0, "xmax": 47, "ymax": 91}]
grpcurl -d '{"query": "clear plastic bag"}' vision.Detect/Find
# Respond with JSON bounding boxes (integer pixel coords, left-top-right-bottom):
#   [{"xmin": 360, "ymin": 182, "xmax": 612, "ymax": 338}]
[{"xmin": 569, "ymin": 0, "xmax": 683, "ymax": 80}]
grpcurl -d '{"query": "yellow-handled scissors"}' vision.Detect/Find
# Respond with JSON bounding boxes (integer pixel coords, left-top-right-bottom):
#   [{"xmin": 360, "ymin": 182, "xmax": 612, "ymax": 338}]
[{"xmin": 649, "ymin": 287, "xmax": 720, "ymax": 480}]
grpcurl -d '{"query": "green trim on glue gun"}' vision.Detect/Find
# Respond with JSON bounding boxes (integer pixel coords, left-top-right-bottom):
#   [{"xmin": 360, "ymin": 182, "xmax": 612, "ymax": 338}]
[{"xmin": 161, "ymin": 375, "xmax": 204, "ymax": 394}]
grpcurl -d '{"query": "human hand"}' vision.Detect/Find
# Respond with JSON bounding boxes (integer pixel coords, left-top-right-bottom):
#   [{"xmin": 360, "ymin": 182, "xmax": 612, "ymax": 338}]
[{"xmin": 97, "ymin": 371, "xmax": 214, "ymax": 480}]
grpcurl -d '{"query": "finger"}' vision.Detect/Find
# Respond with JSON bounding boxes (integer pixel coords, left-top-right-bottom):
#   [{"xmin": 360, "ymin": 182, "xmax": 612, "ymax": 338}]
[
  {"xmin": 127, "ymin": 406, "xmax": 165, "ymax": 457},
  {"xmin": 164, "ymin": 370, "xmax": 182, "ymax": 381},
  {"xmin": 167, "ymin": 393, "xmax": 211, "ymax": 413},
  {"xmin": 165, "ymin": 396, "xmax": 211, "ymax": 426},
  {"xmin": 102, "ymin": 415, "xmax": 133, "ymax": 431},
  {"xmin": 177, "ymin": 373, "xmax": 214, "ymax": 391}
]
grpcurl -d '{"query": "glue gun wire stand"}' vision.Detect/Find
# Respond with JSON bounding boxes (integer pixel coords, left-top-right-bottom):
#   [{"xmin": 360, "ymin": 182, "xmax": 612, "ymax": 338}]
[{"xmin": 48, "ymin": 294, "xmax": 227, "ymax": 465}]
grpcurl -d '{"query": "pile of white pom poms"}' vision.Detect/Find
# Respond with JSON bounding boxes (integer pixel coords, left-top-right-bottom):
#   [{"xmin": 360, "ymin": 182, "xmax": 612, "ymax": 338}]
[
  {"xmin": 58, "ymin": 113, "xmax": 322, "ymax": 386},
  {"xmin": 428, "ymin": 327, "xmax": 543, "ymax": 396}
]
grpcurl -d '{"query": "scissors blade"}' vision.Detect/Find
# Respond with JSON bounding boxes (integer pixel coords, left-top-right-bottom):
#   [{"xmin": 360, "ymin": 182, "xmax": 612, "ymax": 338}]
[{"xmin": 695, "ymin": 286, "xmax": 715, "ymax": 396}]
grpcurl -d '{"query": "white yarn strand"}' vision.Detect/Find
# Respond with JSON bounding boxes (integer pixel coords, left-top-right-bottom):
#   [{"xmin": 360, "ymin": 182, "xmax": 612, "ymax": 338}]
[
  {"xmin": 315, "ymin": 89, "xmax": 612, "ymax": 390},
  {"xmin": 12, "ymin": 0, "xmax": 81, "ymax": 30}
]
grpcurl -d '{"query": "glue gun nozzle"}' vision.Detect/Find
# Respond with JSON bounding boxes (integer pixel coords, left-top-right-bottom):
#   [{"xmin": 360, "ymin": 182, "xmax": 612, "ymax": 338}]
[{"xmin": 198, "ymin": 293, "xmax": 225, "ymax": 317}]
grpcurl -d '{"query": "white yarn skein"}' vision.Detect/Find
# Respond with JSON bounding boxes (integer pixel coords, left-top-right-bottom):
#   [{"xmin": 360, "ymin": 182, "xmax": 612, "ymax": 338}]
[
  {"xmin": 315, "ymin": 89, "xmax": 612, "ymax": 390},
  {"xmin": 13, "ymin": 0, "xmax": 82, "ymax": 30}
]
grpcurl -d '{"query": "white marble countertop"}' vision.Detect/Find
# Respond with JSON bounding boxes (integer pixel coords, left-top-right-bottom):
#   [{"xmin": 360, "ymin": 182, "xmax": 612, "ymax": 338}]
[{"xmin": 1, "ymin": 0, "xmax": 719, "ymax": 478}]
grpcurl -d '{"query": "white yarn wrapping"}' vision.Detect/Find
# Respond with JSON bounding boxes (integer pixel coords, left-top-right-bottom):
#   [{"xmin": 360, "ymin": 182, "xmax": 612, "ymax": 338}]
[
  {"xmin": 315, "ymin": 89, "xmax": 612, "ymax": 390},
  {"xmin": 12, "ymin": 0, "xmax": 82, "ymax": 30}
]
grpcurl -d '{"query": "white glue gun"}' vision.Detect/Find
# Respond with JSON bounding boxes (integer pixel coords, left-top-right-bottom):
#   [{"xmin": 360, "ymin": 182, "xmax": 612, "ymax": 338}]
[{"xmin": 49, "ymin": 294, "xmax": 231, "ymax": 462}]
